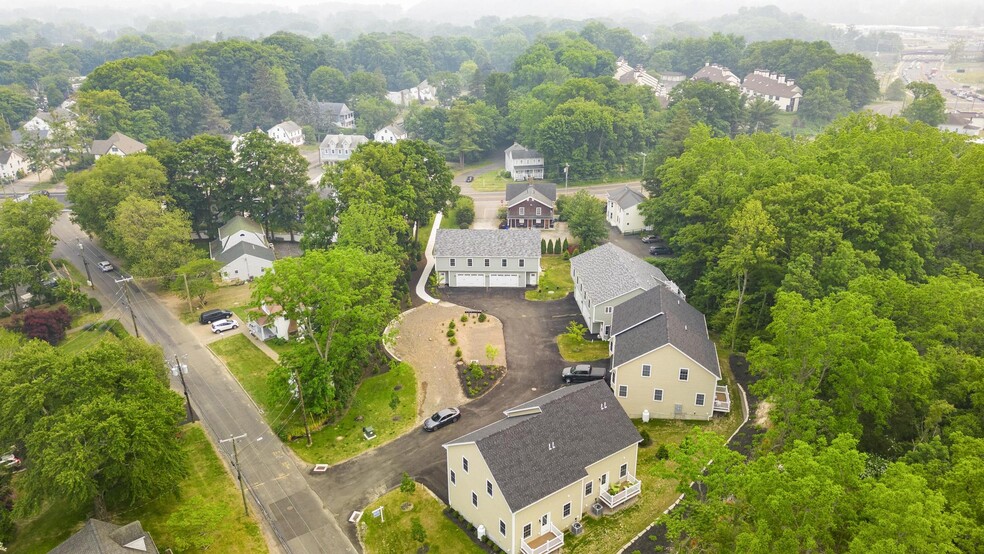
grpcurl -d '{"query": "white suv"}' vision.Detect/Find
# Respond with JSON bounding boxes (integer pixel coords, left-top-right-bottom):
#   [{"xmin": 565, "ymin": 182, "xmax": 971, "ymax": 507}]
[
  {"xmin": 210, "ymin": 319, "xmax": 239, "ymax": 334},
  {"xmin": 97, "ymin": 261, "xmax": 114, "ymax": 272}
]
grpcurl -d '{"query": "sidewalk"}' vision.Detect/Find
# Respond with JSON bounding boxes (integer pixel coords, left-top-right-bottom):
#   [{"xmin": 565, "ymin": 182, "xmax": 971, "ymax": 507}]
[{"xmin": 415, "ymin": 212, "xmax": 441, "ymax": 304}]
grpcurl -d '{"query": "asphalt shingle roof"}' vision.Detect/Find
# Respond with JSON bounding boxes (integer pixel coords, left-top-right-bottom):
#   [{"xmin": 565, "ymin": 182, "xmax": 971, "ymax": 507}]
[
  {"xmin": 570, "ymin": 243, "xmax": 669, "ymax": 305},
  {"xmin": 434, "ymin": 229, "xmax": 541, "ymax": 258},
  {"xmin": 505, "ymin": 183, "xmax": 557, "ymax": 207},
  {"xmin": 610, "ymin": 286, "xmax": 720, "ymax": 378},
  {"xmin": 692, "ymin": 64, "xmax": 739, "ymax": 85},
  {"xmin": 215, "ymin": 240, "xmax": 276, "ymax": 265},
  {"xmin": 50, "ymin": 518, "xmax": 159, "ymax": 554},
  {"xmin": 218, "ymin": 215, "xmax": 264, "ymax": 241},
  {"xmin": 319, "ymin": 134, "xmax": 370, "ymax": 149},
  {"xmin": 444, "ymin": 381, "xmax": 641, "ymax": 512},
  {"xmin": 269, "ymin": 120, "xmax": 302, "ymax": 134},
  {"xmin": 505, "ymin": 142, "xmax": 542, "ymax": 160},
  {"xmin": 90, "ymin": 132, "xmax": 147, "ymax": 156},
  {"xmin": 741, "ymin": 73, "xmax": 803, "ymax": 98},
  {"xmin": 609, "ymin": 186, "xmax": 646, "ymax": 209}
]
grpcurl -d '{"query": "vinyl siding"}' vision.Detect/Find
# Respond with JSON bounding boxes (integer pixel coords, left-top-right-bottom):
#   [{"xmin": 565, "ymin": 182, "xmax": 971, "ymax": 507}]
[
  {"xmin": 446, "ymin": 443, "xmax": 514, "ymax": 553},
  {"xmin": 610, "ymin": 344, "xmax": 718, "ymax": 420}
]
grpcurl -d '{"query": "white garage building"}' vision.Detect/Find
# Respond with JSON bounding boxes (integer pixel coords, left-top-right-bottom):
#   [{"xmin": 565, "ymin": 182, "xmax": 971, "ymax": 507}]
[{"xmin": 433, "ymin": 229, "xmax": 541, "ymax": 288}]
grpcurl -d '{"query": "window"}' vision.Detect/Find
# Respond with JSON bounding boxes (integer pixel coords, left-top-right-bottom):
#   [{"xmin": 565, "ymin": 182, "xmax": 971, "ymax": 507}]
[
  {"xmin": 620, "ymin": 463, "xmax": 628, "ymax": 479},
  {"xmin": 450, "ymin": 470, "xmax": 456, "ymax": 485},
  {"xmin": 519, "ymin": 259, "xmax": 525, "ymax": 268},
  {"xmin": 535, "ymin": 207, "xmax": 542, "ymax": 215},
  {"xmin": 618, "ymin": 385, "xmax": 628, "ymax": 397},
  {"xmin": 563, "ymin": 502, "xmax": 571, "ymax": 518},
  {"xmin": 487, "ymin": 480, "xmax": 493, "ymax": 497},
  {"xmin": 467, "ymin": 259, "xmax": 473, "ymax": 267},
  {"xmin": 519, "ymin": 207, "xmax": 525, "ymax": 215},
  {"xmin": 541, "ymin": 514, "xmax": 548, "ymax": 526},
  {"xmin": 499, "ymin": 520, "xmax": 506, "ymax": 536},
  {"xmin": 696, "ymin": 393, "xmax": 706, "ymax": 406},
  {"xmin": 472, "ymin": 492, "xmax": 478, "ymax": 507},
  {"xmin": 450, "ymin": 259, "xmax": 456, "ymax": 267},
  {"xmin": 642, "ymin": 364, "xmax": 651, "ymax": 377},
  {"xmin": 501, "ymin": 259, "xmax": 507, "ymax": 267},
  {"xmin": 523, "ymin": 523, "xmax": 532, "ymax": 539},
  {"xmin": 653, "ymin": 389, "xmax": 664, "ymax": 402},
  {"xmin": 585, "ymin": 481, "xmax": 593, "ymax": 496},
  {"xmin": 679, "ymin": 368, "xmax": 689, "ymax": 381},
  {"xmin": 605, "ymin": 306, "xmax": 614, "ymax": 314},
  {"xmin": 484, "ymin": 259, "xmax": 490, "ymax": 267},
  {"xmin": 462, "ymin": 457, "xmax": 469, "ymax": 472},
  {"xmin": 600, "ymin": 473, "xmax": 608, "ymax": 486}
]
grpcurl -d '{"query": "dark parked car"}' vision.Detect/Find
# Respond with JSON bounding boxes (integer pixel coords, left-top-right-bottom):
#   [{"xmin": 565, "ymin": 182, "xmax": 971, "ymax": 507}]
[
  {"xmin": 562, "ymin": 364, "xmax": 607, "ymax": 384},
  {"xmin": 649, "ymin": 245, "xmax": 673, "ymax": 256},
  {"xmin": 465, "ymin": 175, "xmax": 474, "ymax": 183},
  {"xmin": 423, "ymin": 407, "xmax": 461, "ymax": 431},
  {"xmin": 199, "ymin": 309, "xmax": 233, "ymax": 324},
  {"xmin": 498, "ymin": 221, "xmax": 509, "ymax": 229}
]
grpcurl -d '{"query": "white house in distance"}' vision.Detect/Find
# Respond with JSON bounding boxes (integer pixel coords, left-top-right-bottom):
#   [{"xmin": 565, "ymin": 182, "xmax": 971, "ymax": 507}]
[
  {"xmin": 319, "ymin": 134, "xmax": 371, "ymax": 165},
  {"xmin": 373, "ymin": 123, "xmax": 407, "ymax": 144},
  {"xmin": 939, "ymin": 112, "xmax": 983, "ymax": 136},
  {"xmin": 22, "ymin": 108, "xmax": 76, "ymax": 132},
  {"xmin": 433, "ymin": 229, "xmax": 541, "ymax": 288},
  {"xmin": 316, "ymin": 102, "xmax": 355, "ymax": 129},
  {"xmin": 386, "ymin": 79, "xmax": 437, "ymax": 106},
  {"xmin": 504, "ymin": 143, "xmax": 544, "ymax": 181},
  {"xmin": 613, "ymin": 58, "xmax": 663, "ymax": 96},
  {"xmin": 90, "ymin": 132, "xmax": 147, "ymax": 159},
  {"xmin": 741, "ymin": 69, "xmax": 803, "ymax": 112},
  {"xmin": 0, "ymin": 149, "xmax": 27, "ymax": 180},
  {"xmin": 606, "ymin": 186, "xmax": 649, "ymax": 235},
  {"xmin": 570, "ymin": 243, "xmax": 683, "ymax": 339},
  {"xmin": 209, "ymin": 216, "xmax": 275, "ymax": 281},
  {"xmin": 692, "ymin": 63, "xmax": 741, "ymax": 87},
  {"xmin": 267, "ymin": 120, "xmax": 304, "ymax": 146},
  {"xmin": 443, "ymin": 381, "xmax": 642, "ymax": 554},
  {"xmin": 608, "ymin": 285, "xmax": 730, "ymax": 421}
]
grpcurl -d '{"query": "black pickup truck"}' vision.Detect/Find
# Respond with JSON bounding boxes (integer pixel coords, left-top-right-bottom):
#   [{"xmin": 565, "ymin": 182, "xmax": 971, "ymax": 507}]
[{"xmin": 561, "ymin": 364, "xmax": 607, "ymax": 384}]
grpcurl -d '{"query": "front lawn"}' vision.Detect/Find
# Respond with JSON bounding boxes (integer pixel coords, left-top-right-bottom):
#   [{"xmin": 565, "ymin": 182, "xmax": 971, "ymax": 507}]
[
  {"xmin": 208, "ymin": 334, "xmax": 298, "ymax": 431},
  {"xmin": 469, "ymin": 171, "xmax": 511, "ymax": 192},
  {"xmin": 362, "ymin": 485, "xmax": 483, "ymax": 554},
  {"xmin": 6, "ymin": 424, "xmax": 267, "ymax": 554},
  {"xmin": 526, "ymin": 256, "xmax": 574, "ymax": 301},
  {"xmin": 57, "ymin": 320, "xmax": 126, "ymax": 355},
  {"xmin": 557, "ymin": 334, "xmax": 611, "ymax": 363}
]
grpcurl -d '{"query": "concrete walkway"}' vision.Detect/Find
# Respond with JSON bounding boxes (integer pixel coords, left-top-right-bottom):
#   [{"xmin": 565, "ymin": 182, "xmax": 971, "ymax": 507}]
[{"xmin": 415, "ymin": 212, "xmax": 442, "ymax": 304}]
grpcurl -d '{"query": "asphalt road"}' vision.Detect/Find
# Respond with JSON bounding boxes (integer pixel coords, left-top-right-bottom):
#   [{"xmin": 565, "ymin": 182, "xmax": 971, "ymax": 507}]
[{"xmin": 49, "ymin": 213, "xmax": 356, "ymax": 554}]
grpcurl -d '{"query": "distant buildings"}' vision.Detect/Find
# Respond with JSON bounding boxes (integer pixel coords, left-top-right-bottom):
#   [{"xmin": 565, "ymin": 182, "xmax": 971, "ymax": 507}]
[
  {"xmin": 22, "ymin": 108, "xmax": 77, "ymax": 132},
  {"xmin": 0, "ymin": 149, "xmax": 26, "ymax": 181},
  {"xmin": 692, "ymin": 63, "xmax": 741, "ymax": 87},
  {"xmin": 90, "ymin": 132, "xmax": 147, "ymax": 159},
  {"xmin": 267, "ymin": 120, "xmax": 304, "ymax": 146},
  {"xmin": 315, "ymin": 102, "xmax": 355, "ymax": 129},
  {"xmin": 319, "ymin": 134, "xmax": 370, "ymax": 165},
  {"xmin": 614, "ymin": 58, "xmax": 664, "ymax": 96},
  {"xmin": 386, "ymin": 79, "xmax": 437, "ymax": 106},
  {"xmin": 373, "ymin": 123, "xmax": 407, "ymax": 144},
  {"xmin": 504, "ymin": 143, "xmax": 544, "ymax": 181},
  {"xmin": 741, "ymin": 70, "xmax": 803, "ymax": 112},
  {"xmin": 939, "ymin": 111, "xmax": 983, "ymax": 136}
]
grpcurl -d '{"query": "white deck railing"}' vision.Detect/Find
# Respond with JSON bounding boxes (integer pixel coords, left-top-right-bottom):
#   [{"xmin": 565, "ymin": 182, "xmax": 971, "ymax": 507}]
[
  {"xmin": 521, "ymin": 522, "xmax": 564, "ymax": 554},
  {"xmin": 599, "ymin": 475, "xmax": 642, "ymax": 509},
  {"xmin": 713, "ymin": 384, "xmax": 731, "ymax": 413}
]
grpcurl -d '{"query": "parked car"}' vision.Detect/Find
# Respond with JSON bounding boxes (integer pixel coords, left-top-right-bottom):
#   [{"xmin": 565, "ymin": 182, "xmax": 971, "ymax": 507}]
[
  {"xmin": 97, "ymin": 261, "xmax": 114, "ymax": 272},
  {"xmin": 562, "ymin": 364, "xmax": 607, "ymax": 384},
  {"xmin": 640, "ymin": 235, "xmax": 659, "ymax": 243},
  {"xmin": 210, "ymin": 319, "xmax": 239, "ymax": 334},
  {"xmin": 199, "ymin": 309, "xmax": 233, "ymax": 324},
  {"xmin": 649, "ymin": 245, "xmax": 673, "ymax": 256},
  {"xmin": 465, "ymin": 175, "xmax": 474, "ymax": 183},
  {"xmin": 42, "ymin": 275, "xmax": 59, "ymax": 288},
  {"xmin": 423, "ymin": 407, "xmax": 461, "ymax": 431},
  {"xmin": 498, "ymin": 221, "xmax": 509, "ymax": 229}
]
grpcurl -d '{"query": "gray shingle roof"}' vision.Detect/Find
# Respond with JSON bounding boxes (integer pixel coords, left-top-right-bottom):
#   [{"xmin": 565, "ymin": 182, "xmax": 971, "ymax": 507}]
[
  {"xmin": 444, "ymin": 381, "xmax": 641, "ymax": 512},
  {"xmin": 692, "ymin": 64, "xmax": 739, "ymax": 85},
  {"xmin": 741, "ymin": 73, "xmax": 803, "ymax": 98},
  {"xmin": 434, "ymin": 229, "xmax": 541, "ymax": 258},
  {"xmin": 611, "ymin": 286, "xmax": 720, "ymax": 378},
  {"xmin": 570, "ymin": 243, "xmax": 669, "ymax": 304},
  {"xmin": 505, "ymin": 142, "xmax": 542, "ymax": 160},
  {"xmin": 319, "ymin": 134, "xmax": 370, "ymax": 149},
  {"xmin": 269, "ymin": 120, "xmax": 302, "ymax": 134},
  {"xmin": 218, "ymin": 215, "xmax": 264, "ymax": 240},
  {"xmin": 0, "ymin": 149, "xmax": 23, "ymax": 165},
  {"xmin": 90, "ymin": 132, "xmax": 147, "ymax": 156},
  {"xmin": 505, "ymin": 183, "xmax": 557, "ymax": 207},
  {"xmin": 215, "ymin": 240, "xmax": 276, "ymax": 265},
  {"xmin": 609, "ymin": 186, "xmax": 646, "ymax": 209},
  {"xmin": 50, "ymin": 518, "xmax": 159, "ymax": 554}
]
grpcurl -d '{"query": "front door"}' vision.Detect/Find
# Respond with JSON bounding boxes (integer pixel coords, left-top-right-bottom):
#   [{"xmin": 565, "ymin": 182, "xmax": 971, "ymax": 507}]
[{"xmin": 540, "ymin": 513, "xmax": 550, "ymax": 535}]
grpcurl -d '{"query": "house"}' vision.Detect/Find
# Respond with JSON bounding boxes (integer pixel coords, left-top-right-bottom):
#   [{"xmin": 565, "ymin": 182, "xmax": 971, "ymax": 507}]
[
  {"xmin": 22, "ymin": 108, "xmax": 76, "ymax": 132},
  {"xmin": 373, "ymin": 123, "xmax": 407, "ymax": 144},
  {"xmin": 319, "ymin": 134, "xmax": 370, "ymax": 165},
  {"xmin": 741, "ymin": 69, "xmax": 803, "ymax": 113},
  {"xmin": 386, "ymin": 79, "xmax": 437, "ymax": 105},
  {"xmin": 267, "ymin": 120, "xmax": 304, "ymax": 146},
  {"xmin": 433, "ymin": 229, "xmax": 541, "ymax": 288},
  {"xmin": 443, "ymin": 381, "xmax": 643, "ymax": 554},
  {"xmin": 613, "ymin": 58, "xmax": 663, "ymax": 95},
  {"xmin": 50, "ymin": 518, "xmax": 159, "ymax": 554},
  {"xmin": 608, "ymin": 285, "xmax": 729, "ymax": 421},
  {"xmin": 505, "ymin": 183, "xmax": 556, "ymax": 229},
  {"xmin": 247, "ymin": 303, "xmax": 297, "ymax": 341},
  {"xmin": 939, "ymin": 112, "xmax": 983, "ymax": 136},
  {"xmin": 570, "ymin": 243, "xmax": 683, "ymax": 339},
  {"xmin": 90, "ymin": 132, "xmax": 147, "ymax": 159},
  {"xmin": 606, "ymin": 186, "xmax": 649, "ymax": 234},
  {"xmin": 657, "ymin": 71, "xmax": 687, "ymax": 94},
  {"xmin": 504, "ymin": 143, "xmax": 544, "ymax": 181},
  {"xmin": 0, "ymin": 149, "xmax": 26, "ymax": 181},
  {"xmin": 316, "ymin": 102, "xmax": 356, "ymax": 129},
  {"xmin": 209, "ymin": 215, "xmax": 275, "ymax": 281},
  {"xmin": 691, "ymin": 63, "xmax": 741, "ymax": 87}
]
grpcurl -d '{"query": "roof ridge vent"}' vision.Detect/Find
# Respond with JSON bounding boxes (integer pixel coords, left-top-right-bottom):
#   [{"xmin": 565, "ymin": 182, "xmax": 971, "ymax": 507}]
[{"xmin": 548, "ymin": 441, "xmax": 556, "ymax": 451}]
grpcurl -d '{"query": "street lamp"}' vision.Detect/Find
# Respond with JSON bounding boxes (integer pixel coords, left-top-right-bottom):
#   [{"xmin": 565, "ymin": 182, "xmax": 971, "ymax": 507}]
[
  {"xmin": 640, "ymin": 152, "xmax": 648, "ymax": 181},
  {"xmin": 563, "ymin": 163, "xmax": 569, "ymax": 189}
]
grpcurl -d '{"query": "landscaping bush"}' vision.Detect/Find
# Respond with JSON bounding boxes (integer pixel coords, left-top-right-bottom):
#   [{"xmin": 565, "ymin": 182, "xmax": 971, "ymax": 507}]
[
  {"xmin": 389, "ymin": 394, "xmax": 400, "ymax": 409},
  {"xmin": 455, "ymin": 347, "xmax": 462, "ymax": 358},
  {"xmin": 655, "ymin": 444, "xmax": 670, "ymax": 460},
  {"xmin": 411, "ymin": 517, "xmax": 427, "ymax": 543},
  {"xmin": 460, "ymin": 314, "xmax": 468, "ymax": 322},
  {"xmin": 448, "ymin": 320, "xmax": 456, "ymax": 329},
  {"xmin": 562, "ymin": 250, "xmax": 570, "ymax": 260},
  {"xmin": 449, "ymin": 337, "xmax": 457, "ymax": 346},
  {"xmin": 455, "ymin": 204, "xmax": 475, "ymax": 228},
  {"xmin": 640, "ymin": 430, "xmax": 652, "ymax": 448},
  {"xmin": 400, "ymin": 472, "xmax": 416, "ymax": 494},
  {"xmin": 15, "ymin": 306, "xmax": 73, "ymax": 344},
  {"xmin": 562, "ymin": 238, "xmax": 569, "ymax": 252},
  {"xmin": 447, "ymin": 329, "xmax": 456, "ymax": 337},
  {"xmin": 546, "ymin": 239, "xmax": 554, "ymax": 254},
  {"xmin": 478, "ymin": 313, "xmax": 487, "ymax": 322},
  {"xmin": 541, "ymin": 238, "xmax": 546, "ymax": 254},
  {"xmin": 88, "ymin": 296, "xmax": 102, "ymax": 312}
]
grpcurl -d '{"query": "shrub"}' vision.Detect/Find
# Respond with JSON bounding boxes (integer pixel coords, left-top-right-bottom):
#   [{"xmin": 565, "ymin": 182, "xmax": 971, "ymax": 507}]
[
  {"xmin": 389, "ymin": 394, "xmax": 400, "ymax": 409},
  {"xmin": 639, "ymin": 430, "xmax": 652, "ymax": 448},
  {"xmin": 562, "ymin": 250, "xmax": 570, "ymax": 260},
  {"xmin": 655, "ymin": 444, "xmax": 670, "ymax": 460},
  {"xmin": 448, "ymin": 320, "xmax": 455, "ymax": 329},
  {"xmin": 460, "ymin": 314, "xmax": 468, "ymax": 322},
  {"xmin": 88, "ymin": 296, "xmax": 102, "ymax": 312},
  {"xmin": 541, "ymin": 238, "xmax": 546, "ymax": 254},
  {"xmin": 17, "ymin": 306, "xmax": 73, "ymax": 344},
  {"xmin": 562, "ymin": 238, "xmax": 569, "ymax": 252},
  {"xmin": 411, "ymin": 517, "xmax": 427, "ymax": 543},
  {"xmin": 400, "ymin": 472, "xmax": 416, "ymax": 494},
  {"xmin": 470, "ymin": 364, "xmax": 485, "ymax": 380},
  {"xmin": 478, "ymin": 313, "xmax": 487, "ymax": 322},
  {"xmin": 455, "ymin": 204, "xmax": 475, "ymax": 228},
  {"xmin": 455, "ymin": 347, "xmax": 462, "ymax": 358},
  {"xmin": 546, "ymin": 239, "xmax": 554, "ymax": 254},
  {"xmin": 446, "ymin": 329, "xmax": 456, "ymax": 337},
  {"xmin": 449, "ymin": 337, "xmax": 457, "ymax": 345}
]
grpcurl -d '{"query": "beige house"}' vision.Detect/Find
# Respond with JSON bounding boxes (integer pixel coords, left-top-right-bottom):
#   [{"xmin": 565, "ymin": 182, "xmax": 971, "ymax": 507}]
[
  {"xmin": 606, "ymin": 186, "xmax": 649, "ymax": 234},
  {"xmin": 444, "ymin": 381, "xmax": 642, "ymax": 554},
  {"xmin": 609, "ymin": 286, "xmax": 729, "ymax": 420},
  {"xmin": 90, "ymin": 132, "xmax": 147, "ymax": 159},
  {"xmin": 692, "ymin": 63, "xmax": 741, "ymax": 87},
  {"xmin": 741, "ymin": 69, "xmax": 803, "ymax": 113}
]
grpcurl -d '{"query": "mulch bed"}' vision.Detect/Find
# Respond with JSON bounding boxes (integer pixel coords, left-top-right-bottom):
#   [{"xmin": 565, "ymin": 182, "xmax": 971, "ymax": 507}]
[{"xmin": 455, "ymin": 361, "xmax": 503, "ymax": 398}]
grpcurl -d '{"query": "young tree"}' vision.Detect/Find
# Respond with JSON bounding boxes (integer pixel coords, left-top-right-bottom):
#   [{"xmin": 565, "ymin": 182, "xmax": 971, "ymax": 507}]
[
  {"xmin": 172, "ymin": 258, "xmax": 222, "ymax": 308},
  {"xmin": 111, "ymin": 195, "xmax": 196, "ymax": 277},
  {"xmin": 563, "ymin": 190, "xmax": 608, "ymax": 250}
]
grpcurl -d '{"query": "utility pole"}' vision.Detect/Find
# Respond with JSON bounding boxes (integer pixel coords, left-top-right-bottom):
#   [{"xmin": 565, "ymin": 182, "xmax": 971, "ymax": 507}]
[
  {"xmin": 181, "ymin": 272, "xmax": 193, "ymax": 314},
  {"xmin": 173, "ymin": 355, "xmax": 195, "ymax": 422},
  {"xmin": 220, "ymin": 433, "xmax": 249, "ymax": 515},
  {"xmin": 293, "ymin": 365, "xmax": 312, "ymax": 446},
  {"xmin": 77, "ymin": 239, "xmax": 93, "ymax": 288},
  {"xmin": 563, "ymin": 163, "xmax": 569, "ymax": 189},
  {"xmin": 115, "ymin": 275, "xmax": 139, "ymax": 338},
  {"xmin": 640, "ymin": 152, "xmax": 647, "ymax": 181}
]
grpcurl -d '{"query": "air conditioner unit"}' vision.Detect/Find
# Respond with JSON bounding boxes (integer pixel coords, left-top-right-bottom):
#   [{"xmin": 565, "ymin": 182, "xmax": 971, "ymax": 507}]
[
  {"xmin": 570, "ymin": 521, "xmax": 584, "ymax": 536},
  {"xmin": 590, "ymin": 503, "xmax": 604, "ymax": 517}
]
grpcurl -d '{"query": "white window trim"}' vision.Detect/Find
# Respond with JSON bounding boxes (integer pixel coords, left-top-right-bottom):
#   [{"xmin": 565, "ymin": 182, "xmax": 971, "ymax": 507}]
[
  {"xmin": 519, "ymin": 207, "xmax": 525, "ymax": 215},
  {"xmin": 620, "ymin": 463, "xmax": 628, "ymax": 479},
  {"xmin": 450, "ymin": 469, "xmax": 456, "ymax": 484},
  {"xmin": 641, "ymin": 364, "xmax": 651, "ymax": 377},
  {"xmin": 523, "ymin": 523, "xmax": 532, "ymax": 538},
  {"xmin": 696, "ymin": 393, "xmax": 706, "ymax": 406},
  {"xmin": 679, "ymin": 368, "xmax": 689, "ymax": 381},
  {"xmin": 500, "ymin": 519, "xmax": 506, "ymax": 536},
  {"xmin": 618, "ymin": 385, "xmax": 627, "ymax": 397},
  {"xmin": 487, "ymin": 480, "xmax": 493, "ymax": 497},
  {"xmin": 585, "ymin": 481, "xmax": 593, "ymax": 496},
  {"xmin": 462, "ymin": 457, "xmax": 469, "ymax": 472},
  {"xmin": 600, "ymin": 472, "xmax": 608, "ymax": 486},
  {"xmin": 605, "ymin": 306, "xmax": 614, "ymax": 314},
  {"xmin": 653, "ymin": 388, "xmax": 664, "ymax": 402},
  {"xmin": 472, "ymin": 491, "xmax": 478, "ymax": 507}
]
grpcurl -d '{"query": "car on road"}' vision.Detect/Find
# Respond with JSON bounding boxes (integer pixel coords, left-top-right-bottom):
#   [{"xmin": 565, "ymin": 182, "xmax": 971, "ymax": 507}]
[
  {"xmin": 97, "ymin": 261, "xmax": 114, "ymax": 272},
  {"xmin": 210, "ymin": 318, "xmax": 239, "ymax": 334},
  {"xmin": 199, "ymin": 309, "xmax": 233, "ymax": 324},
  {"xmin": 562, "ymin": 364, "xmax": 607, "ymax": 384},
  {"xmin": 465, "ymin": 175, "xmax": 474, "ymax": 183},
  {"xmin": 649, "ymin": 245, "xmax": 672, "ymax": 256},
  {"xmin": 423, "ymin": 407, "xmax": 461, "ymax": 431},
  {"xmin": 640, "ymin": 235, "xmax": 660, "ymax": 243}
]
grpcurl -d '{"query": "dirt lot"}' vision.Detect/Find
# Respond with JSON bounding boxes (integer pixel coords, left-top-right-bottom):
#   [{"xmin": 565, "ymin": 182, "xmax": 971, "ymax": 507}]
[{"xmin": 389, "ymin": 302, "xmax": 506, "ymax": 421}]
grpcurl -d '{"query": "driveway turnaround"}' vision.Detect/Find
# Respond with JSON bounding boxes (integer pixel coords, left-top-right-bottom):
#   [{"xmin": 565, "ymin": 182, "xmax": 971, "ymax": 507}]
[{"xmin": 308, "ymin": 288, "xmax": 582, "ymax": 547}]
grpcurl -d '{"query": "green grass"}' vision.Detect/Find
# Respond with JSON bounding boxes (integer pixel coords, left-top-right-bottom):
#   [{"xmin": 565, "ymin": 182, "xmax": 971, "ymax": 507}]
[
  {"xmin": 362, "ymin": 486, "xmax": 483, "ymax": 554},
  {"xmin": 175, "ymin": 282, "xmax": 253, "ymax": 324},
  {"xmin": 288, "ymin": 362, "xmax": 417, "ymax": 465},
  {"xmin": 441, "ymin": 197, "xmax": 476, "ymax": 229},
  {"xmin": 774, "ymin": 112, "xmax": 826, "ymax": 137},
  {"xmin": 526, "ymin": 256, "xmax": 574, "ymax": 301},
  {"xmin": 469, "ymin": 171, "xmax": 512, "ymax": 192},
  {"xmin": 557, "ymin": 334, "xmax": 611, "ymax": 362},
  {"xmin": 417, "ymin": 213, "xmax": 437, "ymax": 248},
  {"xmin": 6, "ymin": 424, "xmax": 268, "ymax": 554},
  {"xmin": 57, "ymin": 320, "xmax": 125, "ymax": 355}
]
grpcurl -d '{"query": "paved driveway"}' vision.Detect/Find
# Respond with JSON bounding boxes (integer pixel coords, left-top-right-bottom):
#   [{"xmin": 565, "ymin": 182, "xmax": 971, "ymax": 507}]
[{"xmin": 308, "ymin": 289, "xmax": 581, "ymax": 547}]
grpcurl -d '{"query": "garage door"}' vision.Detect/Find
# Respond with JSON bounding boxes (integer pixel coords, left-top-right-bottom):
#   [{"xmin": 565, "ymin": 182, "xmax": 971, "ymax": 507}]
[
  {"xmin": 455, "ymin": 274, "xmax": 485, "ymax": 287},
  {"xmin": 489, "ymin": 274, "xmax": 520, "ymax": 287}
]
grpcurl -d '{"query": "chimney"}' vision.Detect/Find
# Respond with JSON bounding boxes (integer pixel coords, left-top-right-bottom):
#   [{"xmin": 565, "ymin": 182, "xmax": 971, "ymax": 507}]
[
  {"xmin": 770, "ymin": 72, "xmax": 778, "ymax": 80},
  {"xmin": 787, "ymin": 79, "xmax": 795, "ymax": 87},
  {"xmin": 705, "ymin": 62, "xmax": 710, "ymax": 67},
  {"xmin": 778, "ymin": 74, "xmax": 786, "ymax": 83}
]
